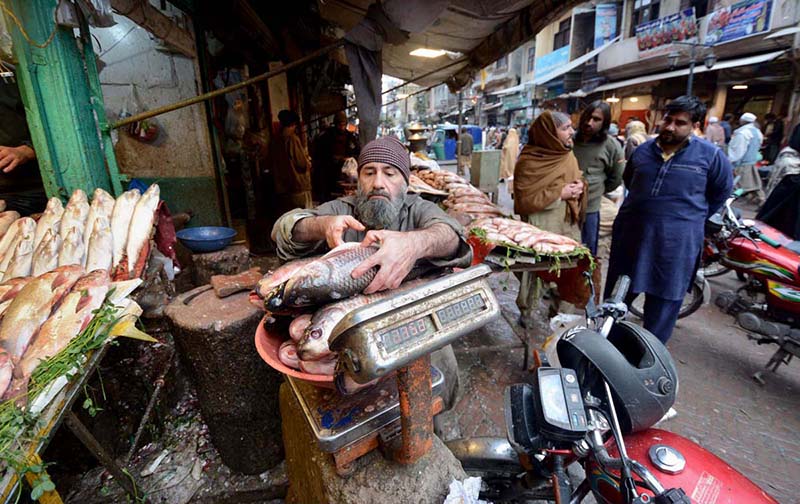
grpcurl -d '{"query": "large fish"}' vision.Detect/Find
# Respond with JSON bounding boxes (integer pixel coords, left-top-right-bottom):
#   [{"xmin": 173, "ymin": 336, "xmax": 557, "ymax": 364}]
[
  {"xmin": 0, "ymin": 217, "xmax": 35, "ymax": 261},
  {"xmin": 32, "ymin": 229, "xmax": 61, "ymax": 277},
  {"xmin": 266, "ymin": 243, "xmax": 379, "ymax": 311},
  {"xmin": 0, "ymin": 277, "xmax": 33, "ymax": 319},
  {"xmin": 125, "ymin": 184, "xmax": 160, "ymax": 274},
  {"xmin": 59, "ymin": 189, "xmax": 90, "ymax": 239},
  {"xmin": 0, "ymin": 211, "xmax": 20, "ymax": 239},
  {"xmin": 0, "ymin": 265, "xmax": 83, "ymax": 397},
  {"xmin": 58, "ymin": 227, "xmax": 85, "ymax": 267},
  {"xmin": 0, "ymin": 219, "xmax": 35, "ymax": 279},
  {"xmin": 6, "ymin": 270, "xmax": 110, "ymax": 401},
  {"xmin": 85, "ymin": 215, "xmax": 112, "ymax": 273},
  {"xmin": 252, "ymin": 256, "xmax": 319, "ymax": 308},
  {"xmin": 33, "ymin": 198, "xmax": 63, "ymax": 251},
  {"xmin": 83, "ymin": 188, "xmax": 115, "ymax": 250},
  {"xmin": 4, "ymin": 233, "xmax": 34, "ymax": 280},
  {"xmin": 110, "ymin": 189, "xmax": 141, "ymax": 269}
]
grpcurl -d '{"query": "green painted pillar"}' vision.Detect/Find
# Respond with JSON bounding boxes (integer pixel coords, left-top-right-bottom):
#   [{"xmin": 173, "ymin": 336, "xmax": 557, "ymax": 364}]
[{"xmin": 5, "ymin": 0, "xmax": 123, "ymax": 198}]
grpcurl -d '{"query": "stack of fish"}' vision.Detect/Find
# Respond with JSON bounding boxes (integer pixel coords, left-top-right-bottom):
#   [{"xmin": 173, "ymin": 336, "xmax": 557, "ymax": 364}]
[
  {"xmin": 252, "ymin": 243, "xmax": 423, "ymax": 376},
  {"xmin": 413, "ymin": 169, "xmax": 469, "ymax": 191},
  {"xmin": 0, "ymin": 185, "xmax": 161, "ymax": 282},
  {"xmin": 0, "ymin": 266, "xmax": 142, "ymax": 403},
  {"xmin": 413, "ymin": 169, "xmax": 505, "ymax": 223},
  {"xmin": 408, "ymin": 174, "xmax": 448, "ymax": 197},
  {"xmin": 470, "ymin": 217, "xmax": 583, "ymax": 255}
]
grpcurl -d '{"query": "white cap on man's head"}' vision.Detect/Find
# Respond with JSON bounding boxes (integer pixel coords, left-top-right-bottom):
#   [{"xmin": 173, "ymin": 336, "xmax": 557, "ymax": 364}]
[
  {"xmin": 709, "ymin": 116, "xmax": 719, "ymax": 123},
  {"xmin": 740, "ymin": 112, "xmax": 757, "ymax": 123}
]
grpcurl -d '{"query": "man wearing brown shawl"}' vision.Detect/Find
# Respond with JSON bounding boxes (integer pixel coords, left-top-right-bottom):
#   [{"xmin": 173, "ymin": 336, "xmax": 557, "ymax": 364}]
[{"xmin": 513, "ymin": 111, "xmax": 587, "ymax": 326}]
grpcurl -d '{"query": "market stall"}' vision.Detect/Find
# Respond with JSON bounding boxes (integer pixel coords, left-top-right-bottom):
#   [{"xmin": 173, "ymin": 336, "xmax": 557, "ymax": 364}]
[{"xmin": 0, "ymin": 186, "xmax": 169, "ymax": 502}]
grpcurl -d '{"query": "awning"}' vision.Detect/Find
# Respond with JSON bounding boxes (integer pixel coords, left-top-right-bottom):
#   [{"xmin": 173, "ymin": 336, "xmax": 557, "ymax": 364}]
[
  {"xmin": 481, "ymin": 102, "xmax": 503, "ymax": 112},
  {"xmin": 593, "ymin": 50, "xmax": 786, "ymax": 92},
  {"xmin": 533, "ymin": 36, "xmax": 620, "ymax": 86},
  {"xmin": 490, "ymin": 81, "xmax": 534, "ymax": 96}
]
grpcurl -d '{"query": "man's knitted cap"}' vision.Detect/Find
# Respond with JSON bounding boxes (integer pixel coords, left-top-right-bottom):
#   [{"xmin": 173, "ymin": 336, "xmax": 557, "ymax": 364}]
[
  {"xmin": 740, "ymin": 112, "xmax": 756, "ymax": 123},
  {"xmin": 357, "ymin": 136, "xmax": 410, "ymax": 182}
]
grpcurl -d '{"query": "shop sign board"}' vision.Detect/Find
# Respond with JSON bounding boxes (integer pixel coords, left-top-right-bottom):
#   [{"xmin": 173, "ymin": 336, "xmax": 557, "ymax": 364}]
[
  {"xmin": 534, "ymin": 45, "xmax": 571, "ymax": 82},
  {"xmin": 594, "ymin": 4, "xmax": 618, "ymax": 49},
  {"xmin": 502, "ymin": 93, "xmax": 530, "ymax": 112},
  {"xmin": 703, "ymin": 0, "xmax": 772, "ymax": 45},
  {"xmin": 635, "ymin": 8, "xmax": 698, "ymax": 57}
]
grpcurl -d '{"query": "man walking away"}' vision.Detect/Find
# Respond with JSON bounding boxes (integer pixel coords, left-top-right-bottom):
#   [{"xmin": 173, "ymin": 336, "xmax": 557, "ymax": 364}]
[
  {"xmin": 705, "ymin": 116, "xmax": 726, "ymax": 148},
  {"xmin": 720, "ymin": 113, "xmax": 733, "ymax": 145},
  {"xmin": 728, "ymin": 112, "xmax": 766, "ymax": 204},
  {"xmin": 573, "ymin": 101, "xmax": 625, "ymax": 255},
  {"xmin": 605, "ymin": 95, "xmax": 733, "ymax": 344},
  {"xmin": 458, "ymin": 127, "xmax": 474, "ymax": 176}
]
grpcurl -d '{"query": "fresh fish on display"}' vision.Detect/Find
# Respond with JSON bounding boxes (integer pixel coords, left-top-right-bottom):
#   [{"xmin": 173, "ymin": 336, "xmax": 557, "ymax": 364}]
[
  {"xmin": 59, "ymin": 189, "xmax": 89, "ymax": 239},
  {"xmin": 288, "ymin": 313, "xmax": 313, "ymax": 342},
  {"xmin": 4, "ymin": 233, "xmax": 34, "ymax": 280},
  {"xmin": 0, "ymin": 277, "xmax": 32, "ymax": 318},
  {"xmin": 110, "ymin": 189, "xmax": 140, "ymax": 269},
  {"xmin": 0, "ymin": 211, "xmax": 20, "ymax": 239},
  {"xmin": 253, "ymin": 256, "xmax": 318, "ymax": 305},
  {"xmin": 33, "ymin": 198, "xmax": 63, "ymax": 251},
  {"xmin": 266, "ymin": 243, "xmax": 379, "ymax": 311},
  {"xmin": 125, "ymin": 184, "xmax": 160, "ymax": 274},
  {"xmin": 298, "ymin": 355, "xmax": 337, "ymax": 376},
  {"xmin": 85, "ymin": 215, "xmax": 112, "ymax": 273},
  {"xmin": 58, "ymin": 227, "xmax": 85, "ymax": 268},
  {"xmin": 0, "ymin": 219, "xmax": 35, "ymax": 279},
  {"xmin": 83, "ymin": 188, "xmax": 115, "ymax": 248},
  {"xmin": 32, "ymin": 230, "xmax": 61, "ymax": 277},
  {"xmin": 0, "ymin": 217, "xmax": 35, "ymax": 260},
  {"xmin": 278, "ymin": 340, "xmax": 301, "ymax": 370},
  {"xmin": 0, "ymin": 265, "xmax": 83, "ymax": 397},
  {"xmin": 6, "ymin": 270, "xmax": 110, "ymax": 401}
]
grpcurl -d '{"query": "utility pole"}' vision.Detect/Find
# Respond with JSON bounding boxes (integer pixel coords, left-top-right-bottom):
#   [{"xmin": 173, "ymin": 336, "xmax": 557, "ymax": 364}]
[
  {"xmin": 686, "ymin": 43, "xmax": 697, "ymax": 96},
  {"xmin": 456, "ymin": 90, "xmax": 463, "ymax": 175}
]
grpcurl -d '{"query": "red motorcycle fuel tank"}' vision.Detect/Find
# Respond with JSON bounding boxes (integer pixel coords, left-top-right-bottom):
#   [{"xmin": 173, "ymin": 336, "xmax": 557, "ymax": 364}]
[{"xmin": 586, "ymin": 429, "xmax": 778, "ymax": 504}]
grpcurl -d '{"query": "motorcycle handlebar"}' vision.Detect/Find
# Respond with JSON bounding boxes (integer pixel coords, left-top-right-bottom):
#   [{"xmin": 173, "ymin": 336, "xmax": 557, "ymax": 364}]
[
  {"xmin": 608, "ymin": 275, "xmax": 631, "ymax": 305},
  {"xmin": 757, "ymin": 233, "xmax": 781, "ymax": 248}
]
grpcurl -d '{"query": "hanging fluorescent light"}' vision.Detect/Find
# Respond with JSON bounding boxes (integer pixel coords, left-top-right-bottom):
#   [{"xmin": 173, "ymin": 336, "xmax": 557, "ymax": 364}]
[
  {"xmin": 606, "ymin": 95, "xmax": 620, "ymax": 103},
  {"xmin": 410, "ymin": 48, "xmax": 447, "ymax": 58},
  {"xmin": 732, "ymin": 84, "xmax": 749, "ymax": 90},
  {"xmin": 629, "ymin": 96, "xmax": 639, "ymax": 103},
  {"xmin": 396, "ymin": 93, "xmax": 409, "ymax": 99}
]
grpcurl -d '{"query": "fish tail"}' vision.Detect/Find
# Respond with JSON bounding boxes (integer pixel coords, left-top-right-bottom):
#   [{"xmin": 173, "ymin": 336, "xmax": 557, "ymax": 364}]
[{"xmin": 109, "ymin": 315, "xmax": 158, "ymax": 342}]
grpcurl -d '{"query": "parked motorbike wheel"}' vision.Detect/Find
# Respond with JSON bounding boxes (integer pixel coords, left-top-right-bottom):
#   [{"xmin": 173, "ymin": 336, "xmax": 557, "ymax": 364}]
[
  {"xmin": 702, "ymin": 260, "xmax": 730, "ymax": 278},
  {"xmin": 629, "ymin": 280, "xmax": 704, "ymax": 320}
]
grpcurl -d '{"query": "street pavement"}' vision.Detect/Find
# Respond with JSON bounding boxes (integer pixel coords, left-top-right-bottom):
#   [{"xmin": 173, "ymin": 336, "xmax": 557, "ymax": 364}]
[{"xmin": 435, "ymin": 174, "xmax": 799, "ymax": 503}]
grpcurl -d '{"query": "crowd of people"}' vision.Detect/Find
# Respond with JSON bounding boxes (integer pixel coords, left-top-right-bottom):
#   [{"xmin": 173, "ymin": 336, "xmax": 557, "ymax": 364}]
[{"xmin": 509, "ymin": 95, "xmax": 799, "ymax": 345}]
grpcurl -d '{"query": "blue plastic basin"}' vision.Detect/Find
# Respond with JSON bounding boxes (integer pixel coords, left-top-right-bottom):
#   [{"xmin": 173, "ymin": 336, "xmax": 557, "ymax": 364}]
[{"xmin": 176, "ymin": 226, "xmax": 237, "ymax": 253}]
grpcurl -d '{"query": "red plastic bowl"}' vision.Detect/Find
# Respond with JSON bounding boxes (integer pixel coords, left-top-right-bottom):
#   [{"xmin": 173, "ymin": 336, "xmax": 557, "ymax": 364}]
[{"xmin": 254, "ymin": 315, "xmax": 335, "ymax": 388}]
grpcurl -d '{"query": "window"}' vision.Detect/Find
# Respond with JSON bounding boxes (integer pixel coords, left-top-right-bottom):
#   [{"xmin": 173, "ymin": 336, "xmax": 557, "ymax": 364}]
[
  {"xmin": 554, "ymin": 19, "xmax": 571, "ymax": 50},
  {"xmin": 495, "ymin": 55, "xmax": 508, "ymax": 71},
  {"xmin": 630, "ymin": 0, "xmax": 661, "ymax": 37},
  {"xmin": 680, "ymin": 0, "xmax": 709, "ymax": 18},
  {"xmin": 527, "ymin": 46, "xmax": 536, "ymax": 74}
]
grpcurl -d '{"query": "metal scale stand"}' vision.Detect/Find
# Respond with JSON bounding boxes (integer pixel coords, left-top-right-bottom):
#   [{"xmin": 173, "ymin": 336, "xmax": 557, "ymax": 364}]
[{"xmin": 287, "ymin": 265, "xmax": 500, "ymax": 475}]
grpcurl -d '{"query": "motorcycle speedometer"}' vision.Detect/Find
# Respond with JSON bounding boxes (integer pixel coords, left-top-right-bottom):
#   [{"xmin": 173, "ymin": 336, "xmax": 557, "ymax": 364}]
[{"xmin": 533, "ymin": 367, "xmax": 588, "ymax": 443}]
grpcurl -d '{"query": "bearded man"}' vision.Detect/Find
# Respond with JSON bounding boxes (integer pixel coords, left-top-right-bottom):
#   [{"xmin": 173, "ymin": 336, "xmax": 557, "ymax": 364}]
[
  {"xmin": 271, "ymin": 136, "xmax": 471, "ymax": 410},
  {"xmin": 605, "ymin": 95, "xmax": 733, "ymax": 344}
]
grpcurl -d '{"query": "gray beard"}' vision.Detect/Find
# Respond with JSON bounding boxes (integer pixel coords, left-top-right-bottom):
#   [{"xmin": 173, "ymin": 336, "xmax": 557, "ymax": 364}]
[{"xmin": 354, "ymin": 189, "xmax": 403, "ymax": 230}]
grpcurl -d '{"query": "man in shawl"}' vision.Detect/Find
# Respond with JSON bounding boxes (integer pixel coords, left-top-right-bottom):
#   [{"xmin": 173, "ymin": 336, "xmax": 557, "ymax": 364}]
[
  {"xmin": 573, "ymin": 101, "xmax": 625, "ymax": 256},
  {"xmin": 513, "ymin": 111, "xmax": 586, "ymax": 326},
  {"xmin": 729, "ymin": 112, "xmax": 766, "ymax": 204},
  {"xmin": 269, "ymin": 110, "xmax": 313, "ymax": 214},
  {"xmin": 605, "ymin": 96, "xmax": 733, "ymax": 344},
  {"xmin": 624, "ymin": 120, "xmax": 649, "ymax": 159},
  {"xmin": 499, "ymin": 127, "xmax": 519, "ymax": 184}
]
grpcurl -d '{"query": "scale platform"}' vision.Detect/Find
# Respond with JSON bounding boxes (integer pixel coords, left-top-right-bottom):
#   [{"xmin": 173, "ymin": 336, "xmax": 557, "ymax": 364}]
[{"xmin": 287, "ymin": 366, "xmax": 444, "ymax": 453}]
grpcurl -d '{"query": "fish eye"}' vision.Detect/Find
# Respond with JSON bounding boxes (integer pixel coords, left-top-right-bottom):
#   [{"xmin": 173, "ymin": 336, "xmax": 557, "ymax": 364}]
[{"xmin": 310, "ymin": 329, "xmax": 322, "ymax": 340}]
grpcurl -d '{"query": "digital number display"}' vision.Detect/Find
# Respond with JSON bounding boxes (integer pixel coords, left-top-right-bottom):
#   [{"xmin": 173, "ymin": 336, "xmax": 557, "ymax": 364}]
[
  {"xmin": 435, "ymin": 294, "xmax": 487, "ymax": 326},
  {"xmin": 380, "ymin": 316, "xmax": 435, "ymax": 354}
]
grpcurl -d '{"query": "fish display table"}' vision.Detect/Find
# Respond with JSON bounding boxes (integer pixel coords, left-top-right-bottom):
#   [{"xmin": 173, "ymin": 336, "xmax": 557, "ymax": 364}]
[{"xmin": 0, "ymin": 346, "xmax": 147, "ymax": 504}]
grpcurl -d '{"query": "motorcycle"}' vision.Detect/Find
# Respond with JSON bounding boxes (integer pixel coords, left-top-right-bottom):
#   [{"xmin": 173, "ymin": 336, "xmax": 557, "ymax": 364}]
[
  {"xmin": 708, "ymin": 189, "xmax": 800, "ymax": 383},
  {"xmin": 446, "ymin": 275, "xmax": 778, "ymax": 503}
]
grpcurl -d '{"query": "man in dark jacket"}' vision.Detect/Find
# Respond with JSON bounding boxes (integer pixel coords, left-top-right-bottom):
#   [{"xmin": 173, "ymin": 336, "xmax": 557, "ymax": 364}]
[{"xmin": 605, "ymin": 96, "xmax": 733, "ymax": 344}]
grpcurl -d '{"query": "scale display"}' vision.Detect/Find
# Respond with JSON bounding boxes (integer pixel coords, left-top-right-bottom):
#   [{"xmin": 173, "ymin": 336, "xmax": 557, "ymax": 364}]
[
  {"xmin": 380, "ymin": 315, "xmax": 435, "ymax": 354},
  {"xmin": 435, "ymin": 293, "xmax": 486, "ymax": 326}
]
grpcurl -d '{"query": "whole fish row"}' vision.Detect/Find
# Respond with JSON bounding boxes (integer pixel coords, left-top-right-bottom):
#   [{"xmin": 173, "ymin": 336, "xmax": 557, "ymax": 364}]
[
  {"xmin": 470, "ymin": 217, "xmax": 582, "ymax": 255},
  {"xmin": 0, "ymin": 185, "xmax": 161, "ymax": 282}
]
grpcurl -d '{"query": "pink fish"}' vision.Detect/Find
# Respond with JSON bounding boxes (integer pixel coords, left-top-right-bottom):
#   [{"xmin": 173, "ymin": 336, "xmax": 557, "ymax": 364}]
[
  {"xmin": 5, "ymin": 270, "xmax": 110, "ymax": 402},
  {"xmin": 0, "ymin": 265, "xmax": 84, "ymax": 397}
]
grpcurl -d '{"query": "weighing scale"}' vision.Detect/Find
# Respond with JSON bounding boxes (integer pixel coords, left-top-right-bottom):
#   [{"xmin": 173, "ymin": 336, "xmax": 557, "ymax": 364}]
[{"xmin": 288, "ymin": 264, "xmax": 500, "ymax": 474}]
